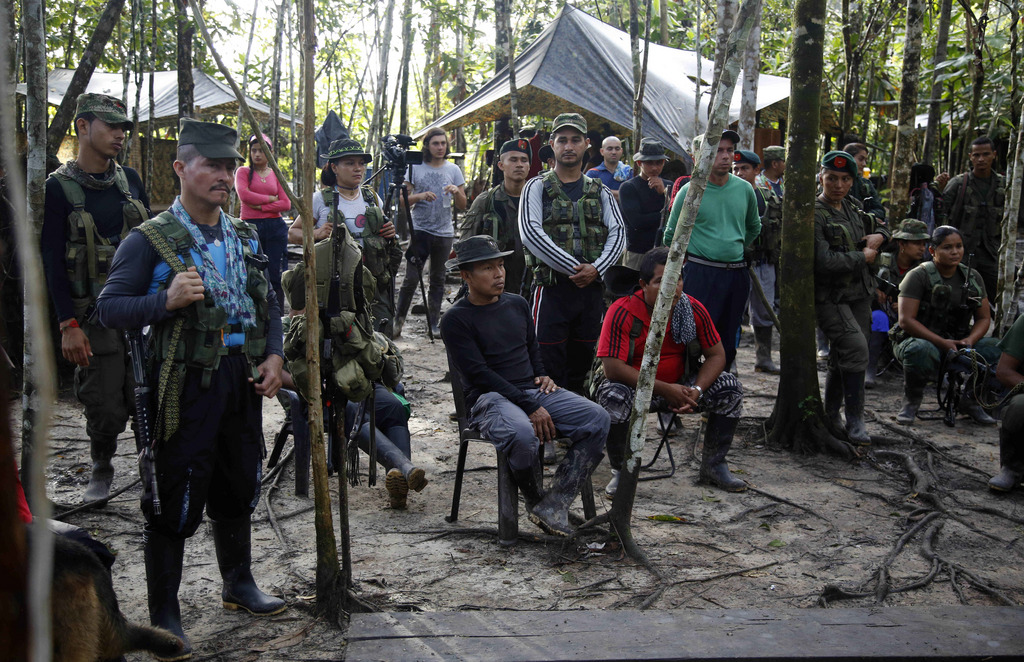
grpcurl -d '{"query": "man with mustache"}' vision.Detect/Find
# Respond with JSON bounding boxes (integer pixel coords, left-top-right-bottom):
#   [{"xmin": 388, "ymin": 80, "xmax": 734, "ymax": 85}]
[
  {"xmin": 519, "ymin": 113, "xmax": 625, "ymax": 393},
  {"xmin": 97, "ymin": 119, "xmax": 286, "ymax": 659},
  {"xmin": 459, "ymin": 138, "xmax": 532, "ymax": 296},
  {"xmin": 42, "ymin": 93, "xmax": 151, "ymax": 504}
]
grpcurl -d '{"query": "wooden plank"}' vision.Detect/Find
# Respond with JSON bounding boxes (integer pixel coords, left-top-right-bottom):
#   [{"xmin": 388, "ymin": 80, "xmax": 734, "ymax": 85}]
[{"xmin": 345, "ymin": 606, "xmax": 1024, "ymax": 661}]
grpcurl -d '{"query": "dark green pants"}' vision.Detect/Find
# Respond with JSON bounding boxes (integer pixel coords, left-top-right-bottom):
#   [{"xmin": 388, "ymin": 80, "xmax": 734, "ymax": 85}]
[
  {"xmin": 73, "ymin": 322, "xmax": 134, "ymax": 443},
  {"xmin": 815, "ymin": 297, "xmax": 871, "ymax": 373}
]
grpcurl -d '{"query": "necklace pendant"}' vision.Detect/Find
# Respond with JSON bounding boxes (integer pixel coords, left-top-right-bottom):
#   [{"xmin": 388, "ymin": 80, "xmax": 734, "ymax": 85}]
[{"xmin": 213, "ymin": 239, "xmax": 222, "ymax": 247}]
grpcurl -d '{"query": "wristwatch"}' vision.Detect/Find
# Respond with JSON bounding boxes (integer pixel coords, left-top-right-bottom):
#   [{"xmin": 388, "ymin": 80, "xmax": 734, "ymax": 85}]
[{"xmin": 692, "ymin": 384, "xmax": 703, "ymax": 404}]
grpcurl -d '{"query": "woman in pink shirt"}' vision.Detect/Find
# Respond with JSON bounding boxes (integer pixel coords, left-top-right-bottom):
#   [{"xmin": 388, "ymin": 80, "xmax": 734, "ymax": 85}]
[{"xmin": 236, "ymin": 134, "xmax": 291, "ymax": 306}]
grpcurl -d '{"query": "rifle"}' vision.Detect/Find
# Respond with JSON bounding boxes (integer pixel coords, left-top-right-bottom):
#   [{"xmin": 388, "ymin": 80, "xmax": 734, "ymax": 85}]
[
  {"xmin": 952, "ymin": 252, "xmax": 975, "ymax": 339},
  {"xmin": 125, "ymin": 329, "xmax": 160, "ymax": 516},
  {"xmin": 324, "ymin": 194, "xmax": 343, "ymax": 475}
]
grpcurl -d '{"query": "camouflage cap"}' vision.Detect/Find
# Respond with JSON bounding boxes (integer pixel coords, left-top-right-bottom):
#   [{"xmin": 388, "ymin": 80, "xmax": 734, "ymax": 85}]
[
  {"xmin": 821, "ymin": 150, "xmax": 858, "ymax": 177},
  {"xmin": 75, "ymin": 93, "xmax": 133, "ymax": 130},
  {"xmin": 178, "ymin": 118, "xmax": 244, "ymax": 160},
  {"xmin": 550, "ymin": 112, "xmax": 587, "ymax": 136},
  {"xmin": 763, "ymin": 145, "xmax": 785, "ymax": 161},
  {"xmin": 733, "ymin": 149, "xmax": 760, "ymax": 167},
  {"xmin": 892, "ymin": 218, "xmax": 930, "ymax": 241},
  {"xmin": 320, "ymin": 137, "xmax": 372, "ymax": 163}
]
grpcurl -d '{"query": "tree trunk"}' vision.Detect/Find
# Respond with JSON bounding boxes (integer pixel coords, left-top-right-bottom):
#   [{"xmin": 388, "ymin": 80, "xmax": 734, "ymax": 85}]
[
  {"xmin": 709, "ymin": 0, "xmax": 738, "ymax": 112},
  {"xmin": 959, "ymin": 4, "xmax": 986, "ymax": 172},
  {"xmin": 19, "ymin": 0, "xmax": 59, "ymax": 655},
  {"xmin": 45, "ymin": 0, "xmax": 127, "ymax": 157},
  {"xmin": 841, "ymin": 0, "xmax": 863, "ymax": 136},
  {"xmin": 398, "ymin": 0, "xmax": 414, "ymax": 136},
  {"xmin": 766, "ymin": 0, "xmax": 855, "ymax": 458},
  {"xmin": 231, "ymin": 0, "xmax": 261, "ymax": 216},
  {"xmin": 269, "ymin": 0, "xmax": 287, "ymax": 152},
  {"xmin": 288, "ymin": 0, "xmax": 299, "ymax": 198},
  {"xmin": 694, "ymin": 0, "xmax": 702, "ymax": 138},
  {"xmin": 630, "ymin": 0, "xmax": 654, "ymax": 148},
  {"xmin": 995, "ymin": 101, "xmax": 1024, "ymax": 334},
  {"xmin": 609, "ymin": 0, "xmax": 760, "ymax": 561},
  {"xmin": 367, "ymin": 0, "xmax": 397, "ymax": 164},
  {"xmin": 738, "ymin": 10, "xmax": 761, "ymax": 150},
  {"xmin": 177, "ymin": 0, "xmax": 194, "ymax": 119},
  {"xmin": 126, "ymin": 0, "xmax": 143, "ymax": 165},
  {"xmin": 887, "ymin": 0, "xmax": 925, "ymax": 223},
  {"xmin": 660, "ymin": 0, "xmax": 669, "ymax": 45},
  {"xmin": 922, "ymin": 0, "xmax": 952, "ymax": 166}
]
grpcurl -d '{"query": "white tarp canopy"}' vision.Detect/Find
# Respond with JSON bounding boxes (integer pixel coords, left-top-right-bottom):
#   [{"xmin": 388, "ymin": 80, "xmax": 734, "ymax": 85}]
[
  {"xmin": 17, "ymin": 68, "xmax": 299, "ymax": 129},
  {"xmin": 415, "ymin": 4, "xmax": 791, "ymax": 162}
]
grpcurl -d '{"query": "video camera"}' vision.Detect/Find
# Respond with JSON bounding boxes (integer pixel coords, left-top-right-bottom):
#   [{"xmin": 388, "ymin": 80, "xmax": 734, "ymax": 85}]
[{"xmin": 381, "ymin": 134, "xmax": 423, "ymax": 171}]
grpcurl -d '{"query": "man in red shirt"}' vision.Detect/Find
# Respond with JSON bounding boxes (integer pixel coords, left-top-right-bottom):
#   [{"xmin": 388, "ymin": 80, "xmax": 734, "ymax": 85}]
[{"xmin": 595, "ymin": 247, "xmax": 746, "ymax": 496}]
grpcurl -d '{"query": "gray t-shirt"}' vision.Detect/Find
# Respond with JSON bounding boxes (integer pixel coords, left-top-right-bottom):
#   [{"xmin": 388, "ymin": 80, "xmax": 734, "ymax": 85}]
[
  {"xmin": 310, "ymin": 188, "xmax": 384, "ymax": 246},
  {"xmin": 408, "ymin": 161, "xmax": 465, "ymax": 237}
]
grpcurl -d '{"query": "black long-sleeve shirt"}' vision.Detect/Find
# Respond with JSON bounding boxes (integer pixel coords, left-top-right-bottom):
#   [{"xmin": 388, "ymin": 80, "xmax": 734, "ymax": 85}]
[
  {"xmin": 42, "ymin": 166, "xmax": 151, "ymax": 322},
  {"xmin": 95, "ymin": 226, "xmax": 283, "ymax": 358},
  {"xmin": 439, "ymin": 293, "xmax": 545, "ymax": 414},
  {"xmin": 618, "ymin": 175, "xmax": 671, "ymax": 253}
]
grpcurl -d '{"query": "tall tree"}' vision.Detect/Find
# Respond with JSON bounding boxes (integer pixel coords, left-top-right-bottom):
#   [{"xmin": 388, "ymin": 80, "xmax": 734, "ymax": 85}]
[
  {"xmin": 660, "ymin": 0, "xmax": 669, "ymax": 45},
  {"xmin": 709, "ymin": 0, "xmax": 738, "ymax": 111},
  {"xmin": 21, "ymin": 0, "xmax": 58, "ymax": 655},
  {"xmin": 738, "ymin": 7, "xmax": 761, "ymax": 150},
  {"xmin": 629, "ymin": 0, "xmax": 654, "ymax": 148},
  {"xmin": 397, "ymin": 0, "xmax": 414, "ymax": 136},
  {"xmin": 367, "ymin": 0, "xmax": 397, "ymax": 159},
  {"xmin": 958, "ymin": 3, "xmax": 986, "ymax": 171},
  {"xmin": 887, "ymin": 0, "xmax": 925, "ymax": 223},
  {"xmin": 995, "ymin": 101, "xmax": 1024, "ymax": 334},
  {"xmin": 607, "ymin": 0, "xmax": 760, "ymax": 561},
  {"xmin": 767, "ymin": 0, "xmax": 856, "ymax": 457},
  {"xmin": 922, "ymin": 0, "xmax": 952, "ymax": 166},
  {"xmin": 177, "ymin": 0, "xmax": 195, "ymax": 118},
  {"xmin": 269, "ymin": 0, "xmax": 288, "ymax": 151},
  {"xmin": 45, "ymin": 0, "xmax": 127, "ymax": 157},
  {"xmin": 840, "ymin": 0, "xmax": 864, "ymax": 135}
]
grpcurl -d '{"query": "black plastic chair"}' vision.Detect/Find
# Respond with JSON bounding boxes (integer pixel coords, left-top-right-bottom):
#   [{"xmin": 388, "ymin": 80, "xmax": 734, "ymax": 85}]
[
  {"xmin": 444, "ymin": 347, "xmax": 596, "ymax": 545},
  {"xmin": 268, "ymin": 389, "xmax": 311, "ymax": 496}
]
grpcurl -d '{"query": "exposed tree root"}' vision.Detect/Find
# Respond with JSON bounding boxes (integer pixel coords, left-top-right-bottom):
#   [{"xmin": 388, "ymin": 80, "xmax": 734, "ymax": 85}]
[
  {"xmin": 920, "ymin": 520, "xmax": 1019, "ymax": 606},
  {"xmin": 870, "ymin": 416, "xmax": 991, "ymax": 477},
  {"xmin": 746, "ymin": 486, "xmax": 832, "ymax": 523}
]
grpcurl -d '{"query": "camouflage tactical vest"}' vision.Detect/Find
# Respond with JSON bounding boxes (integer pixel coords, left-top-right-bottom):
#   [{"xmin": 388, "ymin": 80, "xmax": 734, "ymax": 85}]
[
  {"xmin": 53, "ymin": 167, "xmax": 148, "ymax": 317},
  {"xmin": 815, "ymin": 198, "xmax": 885, "ymax": 303},
  {"xmin": 146, "ymin": 212, "xmax": 269, "ymax": 386},
  {"xmin": 524, "ymin": 171, "xmax": 607, "ymax": 286},
  {"xmin": 475, "ymin": 186, "xmax": 519, "ymax": 251},
  {"xmin": 751, "ymin": 186, "xmax": 782, "ymax": 264},
  {"xmin": 914, "ymin": 261, "xmax": 983, "ymax": 337},
  {"xmin": 321, "ymin": 186, "xmax": 392, "ymax": 285},
  {"xmin": 948, "ymin": 173, "xmax": 1005, "ymax": 261}
]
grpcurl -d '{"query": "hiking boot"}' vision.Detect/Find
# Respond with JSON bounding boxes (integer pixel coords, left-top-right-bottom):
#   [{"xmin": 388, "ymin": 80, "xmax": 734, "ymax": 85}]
[
  {"xmin": 212, "ymin": 518, "xmax": 287, "ymax": 616},
  {"xmin": 391, "ymin": 316, "xmax": 405, "ymax": 339},
  {"xmin": 896, "ymin": 375, "xmax": 926, "ymax": 425},
  {"xmin": 842, "ymin": 370, "xmax": 871, "ymax": 445},
  {"xmin": 385, "ymin": 469, "xmax": 409, "ymax": 509},
  {"xmin": 753, "ymin": 326, "xmax": 779, "ymax": 374},
  {"xmin": 698, "ymin": 414, "xmax": 747, "ymax": 492}
]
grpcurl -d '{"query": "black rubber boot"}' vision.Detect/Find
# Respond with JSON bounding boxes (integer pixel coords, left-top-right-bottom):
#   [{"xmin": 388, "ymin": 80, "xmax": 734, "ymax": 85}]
[
  {"xmin": 842, "ymin": 370, "xmax": 870, "ymax": 445},
  {"xmin": 989, "ymin": 426, "xmax": 1024, "ymax": 492},
  {"xmin": 144, "ymin": 528, "xmax": 191, "ymax": 661},
  {"xmin": 699, "ymin": 414, "xmax": 747, "ymax": 492},
  {"xmin": 960, "ymin": 394, "xmax": 997, "ymax": 425},
  {"xmin": 84, "ymin": 435, "xmax": 117, "ymax": 504},
  {"xmin": 512, "ymin": 464, "xmax": 545, "ymax": 510},
  {"xmin": 530, "ymin": 446, "xmax": 604, "ymax": 536},
  {"xmin": 824, "ymin": 368, "xmax": 843, "ymax": 430},
  {"xmin": 212, "ymin": 518, "xmax": 287, "ymax": 616},
  {"xmin": 865, "ymin": 331, "xmax": 887, "ymax": 389},
  {"xmin": 753, "ymin": 326, "xmax": 780, "ymax": 374},
  {"xmin": 896, "ymin": 374, "xmax": 926, "ymax": 425},
  {"xmin": 604, "ymin": 421, "xmax": 628, "ymax": 499}
]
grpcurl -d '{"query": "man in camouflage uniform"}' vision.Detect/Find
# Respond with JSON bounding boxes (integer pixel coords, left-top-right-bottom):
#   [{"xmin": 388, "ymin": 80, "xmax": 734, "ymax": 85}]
[
  {"xmin": 843, "ymin": 142, "xmax": 887, "ymax": 223},
  {"xmin": 755, "ymin": 145, "xmax": 785, "ymax": 198},
  {"xmin": 942, "ymin": 136, "xmax": 1005, "ymax": 304},
  {"xmin": 459, "ymin": 138, "xmax": 531, "ymax": 296},
  {"xmin": 814, "ymin": 151, "xmax": 890, "ymax": 445},
  {"xmin": 42, "ymin": 93, "xmax": 151, "ymax": 503},
  {"xmin": 519, "ymin": 112, "xmax": 625, "ymax": 392},
  {"xmin": 732, "ymin": 149, "xmax": 781, "ymax": 373}
]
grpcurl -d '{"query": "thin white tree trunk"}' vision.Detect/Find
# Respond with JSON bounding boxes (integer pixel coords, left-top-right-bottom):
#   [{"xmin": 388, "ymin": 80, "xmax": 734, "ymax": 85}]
[
  {"xmin": 922, "ymin": 0, "xmax": 952, "ymax": 166},
  {"xmin": 709, "ymin": 0, "xmax": 738, "ymax": 112},
  {"xmin": 368, "ymin": 0, "xmax": 397, "ymax": 165},
  {"xmin": 737, "ymin": 8, "xmax": 761, "ymax": 150},
  {"xmin": 231, "ymin": 0, "xmax": 260, "ymax": 216},
  {"xmin": 15, "ymin": 0, "xmax": 56, "ymax": 657},
  {"xmin": 997, "ymin": 101, "xmax": 1024, "ymax": 333},
  {"xmin": 887, "ymin": 0, "xmax": 925, "ymax": 223},
  {"xmin": 694, "ymin": 0, "xmax": 702, "ymax": 137}
]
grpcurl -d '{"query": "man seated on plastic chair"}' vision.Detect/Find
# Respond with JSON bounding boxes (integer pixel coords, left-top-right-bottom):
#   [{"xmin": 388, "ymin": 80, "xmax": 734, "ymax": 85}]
[
  {"xmin": 439, "ymin": 235, "xmax": 609, "ymax": 536},
  {"xmin": 595, "ymin": 247, "xmax": 746, "ymax": 497}
]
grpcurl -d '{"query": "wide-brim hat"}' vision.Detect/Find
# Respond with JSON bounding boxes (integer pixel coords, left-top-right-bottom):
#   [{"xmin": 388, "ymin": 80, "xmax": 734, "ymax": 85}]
[
  {"xmin": 633, "ymin": 138, "xmax": 667, "ymax": 162},
  {"xmin": 604, "ymin": 265, "xmax": 641, "ymax": 298},
  {"xmin": 445, "ymin": 235, "xmax": 513, "ymax": 271},
  {"xmin": 892, "ymin": 218, "xmax": 930, "ymax": 241},
  {"xmin": 320, "ymin": 137, "xmax": 372, "ymax": 163},
  {"xmin": 178, "ymin": 118, "xmax": 243, "ymax": 160}
]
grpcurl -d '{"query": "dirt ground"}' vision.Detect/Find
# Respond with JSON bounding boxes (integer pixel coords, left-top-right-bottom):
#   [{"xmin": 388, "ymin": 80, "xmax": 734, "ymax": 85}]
[{"xmin": 20, "ymin": 274, "xmax": 1024, "ymax": 661}]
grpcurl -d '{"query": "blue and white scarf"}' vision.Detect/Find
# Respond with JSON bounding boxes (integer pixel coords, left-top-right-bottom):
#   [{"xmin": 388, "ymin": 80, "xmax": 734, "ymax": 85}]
[{"xmin": 169, "ymin": 197, "xmax": 257, "ymax": 329}]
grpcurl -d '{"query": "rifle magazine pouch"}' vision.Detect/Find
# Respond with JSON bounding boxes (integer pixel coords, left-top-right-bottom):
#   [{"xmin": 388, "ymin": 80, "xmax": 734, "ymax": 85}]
[
  {"xmin": 283, "ymin": 313, "xmax": 312, "ymax": 400},
  {"xmin": 332, "ymin": 357, "xmax": 372, "ymax": 401},
  {"xmin": 282, "ymin": 265, "xmax": 306, "ymax": 311},
  {"xmin": 377, "ymin": 332, "xmax": 404, "ymax": 389}
]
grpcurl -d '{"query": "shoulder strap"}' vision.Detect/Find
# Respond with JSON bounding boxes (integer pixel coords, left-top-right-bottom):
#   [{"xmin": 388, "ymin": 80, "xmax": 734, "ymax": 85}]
[
  {"xmin": 322, "ymin": 188, "xmax": 334, "ymax": 207},
  {"xmin": 112, "ymin": 165, "xmax": 133, "ymax": 199},
  {"xmin": 139, "ymin": 213, "xmax": 188, "ymax": 275},
  {"xmin": 624, "ymin": 314, "xmax": 645, "ymax": 366},
  {"xmin": 360, "ymin": 185, "xmax": 376, "ymax": 206},
  {"xmin": 53, "ymin": 173, "xmax": 86, "ymax": 210}
]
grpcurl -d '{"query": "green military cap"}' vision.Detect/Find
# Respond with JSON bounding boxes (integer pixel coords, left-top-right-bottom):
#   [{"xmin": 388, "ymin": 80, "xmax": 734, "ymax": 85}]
[
  {"xmin": 178, "ymin": 118, "xmax": 243, "ymax": 160},
  {"xmin": 321, "ymin": 137, "xmax": 372, "ymax": 163},
  {"xmin": 763, "ymin": 145, "xmax": 785, "ymax": 161},
  {"xmin": 892, "ymin": 218, "xmax": 930, "ymax": 241},
  {"xmin": 75, "ymin": 93, "xmax": 134, "ymax": 130},
  {"xmin": 499, "ymin": 138, "xmax": 532, "ymax": 159},
  {"xmin": 821, "ymin": 150, "xmax": 858, "ymax": 176},
  {"xmin": 551, "ymin": 112, "xmax": 587, "ymax": 135},
  {"xmin": 733, "ymin": 149, "xmax": 760, "ymax": 167}
]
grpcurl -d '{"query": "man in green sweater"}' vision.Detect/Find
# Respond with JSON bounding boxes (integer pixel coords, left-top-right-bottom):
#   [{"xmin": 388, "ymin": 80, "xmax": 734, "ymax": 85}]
[{"xmin": 663, "ymin": 130, "xmax": 761, "ymax": 369}]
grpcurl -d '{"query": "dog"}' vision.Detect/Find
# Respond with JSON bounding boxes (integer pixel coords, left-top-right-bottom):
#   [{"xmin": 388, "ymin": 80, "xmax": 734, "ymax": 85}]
[{"xmin": 47, "ymin": 532, "xmax": 184, "ymax": 662}]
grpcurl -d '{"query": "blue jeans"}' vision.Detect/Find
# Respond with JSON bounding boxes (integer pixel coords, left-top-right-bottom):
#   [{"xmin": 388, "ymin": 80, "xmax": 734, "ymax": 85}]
[
  {"xmin": 248, "ymin": 217, "xmax": 288, "ymax": 310},
  {"xmin": 683, "ymin": 260, "xmax": 750, "ymax": 368},
  {"xmin": 470, "ymin": 387, "xmax": 609, "ymax": 472}
]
